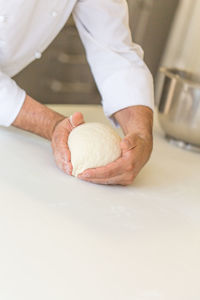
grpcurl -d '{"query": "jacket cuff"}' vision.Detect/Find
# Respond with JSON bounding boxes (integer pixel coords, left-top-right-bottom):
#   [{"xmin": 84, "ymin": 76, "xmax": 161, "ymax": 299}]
[
  {"xmin": 100, "ymin": 66, "xmax": 154, "ymax": 127},
  {"xmin": 0, "ymin": 73, "xmax": 26, "ymax": 127}
]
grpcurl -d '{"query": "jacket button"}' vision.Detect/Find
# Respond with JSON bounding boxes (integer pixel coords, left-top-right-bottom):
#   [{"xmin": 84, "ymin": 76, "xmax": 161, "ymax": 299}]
[
  {"xmin": 51, "ymin": 11, "xmax": 58, "ymax": 17},
  {"xmin": 35, "ymin": 51, "xmax": 42, "ymax": 59},
  {"xmin": 0, "ymin": 15, "xmax": 6, "ymax": 22}
]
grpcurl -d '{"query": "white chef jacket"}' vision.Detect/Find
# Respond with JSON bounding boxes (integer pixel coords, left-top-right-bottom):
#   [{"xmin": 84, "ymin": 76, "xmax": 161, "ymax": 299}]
[{"xmin": 0, "ymin": 0, "xmax": 154, "ymax": 127}]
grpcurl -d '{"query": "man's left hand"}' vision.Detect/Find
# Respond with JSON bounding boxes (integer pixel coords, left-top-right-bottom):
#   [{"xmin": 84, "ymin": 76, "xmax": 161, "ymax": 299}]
[{"xmin": 78, "ymin": 106, "xmax": 153, "ymax": 186}]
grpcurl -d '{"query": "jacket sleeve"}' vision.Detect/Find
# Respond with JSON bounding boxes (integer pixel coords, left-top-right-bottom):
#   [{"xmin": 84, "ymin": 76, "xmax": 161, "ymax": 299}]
[
  {"xmin": 0, "ymin": 70, "xmax": 26, "ymax": 127},
  {"xmin": 72, "ymin": 0, "xmax": 154, "ymax": 127}
]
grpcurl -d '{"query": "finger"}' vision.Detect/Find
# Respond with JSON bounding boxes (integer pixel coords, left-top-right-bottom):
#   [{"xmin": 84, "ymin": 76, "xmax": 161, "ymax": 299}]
[
  {"xmin": 52, "ymin": 112, "xmax": 84, "ymax": 148},
  {"xmin": 54, "ymin": 146, "xmax": 71, "ymax": 166},
  {"xmin": 78, "ymin": 156, "xmax": 125, "ymax": 179},
  {"xmin": 69, "ymin": 112, "xmax": 85, "ymax": 129},
  {"xmin": 52, "ymin": 112, "xmax": 85, "ymax": 176},
  {"xmin": 54, "ymin": 112, "xmax": 84, "ymax": 155},
  {"xmin": 51, "ymin": 120, "xmax": 72, "ymax": 173},
  {"xmin": 52, "ymin": 131, "xmax": 71, "ymax": 163},
  {"xmin": 52, "ymin": 119, "xmax": 71, "ymax": 146},
  {"xmin": 78, "ymin": 171, "xmax": 136, "ymax": 186},
  {"xmin": 56, "ymin": 158, "xmax": 73, "ymax": 175},
  {"xmin": 60, "ymin": 113, "xmax": 84, "ymax": 163}
]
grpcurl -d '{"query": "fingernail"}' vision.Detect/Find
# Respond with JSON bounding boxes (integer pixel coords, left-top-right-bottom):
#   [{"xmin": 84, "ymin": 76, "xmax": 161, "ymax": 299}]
[
  {"xmin": 69, "ymin": 115, "xmax": 75, "ymax": 128},
  {"xmin": 69, "ymin": 115, "xmax": 73, "ymax": 123}
]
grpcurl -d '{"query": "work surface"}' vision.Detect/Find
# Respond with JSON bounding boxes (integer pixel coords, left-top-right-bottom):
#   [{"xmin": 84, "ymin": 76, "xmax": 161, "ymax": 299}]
[{"xmin": 0, "ymin": 105, "xmax": 200, "ymax": 300}]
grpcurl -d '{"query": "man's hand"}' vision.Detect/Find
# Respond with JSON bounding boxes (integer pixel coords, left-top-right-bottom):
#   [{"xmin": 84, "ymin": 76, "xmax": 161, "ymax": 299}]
[
  {"xmin": 51, "ymin": 112, "xmax": 85, "ymax": 175},
  {"xmin": 78, "ymin": 106, "xmax": 153, "ymax": 186}
]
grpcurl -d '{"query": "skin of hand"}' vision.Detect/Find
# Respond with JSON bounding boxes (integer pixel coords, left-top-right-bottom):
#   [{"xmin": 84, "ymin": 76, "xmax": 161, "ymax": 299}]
[
  {"xmin": 51, "ymin": 112, "xmax": 85, "ymax": 175},
  {"xmin": 77, "ymin": 105, "xmax": 153, "ymax": 186}
]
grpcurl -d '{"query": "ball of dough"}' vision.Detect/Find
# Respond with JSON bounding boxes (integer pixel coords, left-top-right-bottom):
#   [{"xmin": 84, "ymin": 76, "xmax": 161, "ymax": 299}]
[{"xmin": 68, "ymin": 122, "xmax": 121, "ymax": 177}]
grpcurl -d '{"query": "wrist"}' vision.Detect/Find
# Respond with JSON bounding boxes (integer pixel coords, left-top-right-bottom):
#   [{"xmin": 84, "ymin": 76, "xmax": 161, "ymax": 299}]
[
  {"xmin": 113, "ymin": 105, "xmax": 153, "ymax": 139},
  {"xmin": 13, "ymin": 94, "xmax": 65, "ymax": 141}
]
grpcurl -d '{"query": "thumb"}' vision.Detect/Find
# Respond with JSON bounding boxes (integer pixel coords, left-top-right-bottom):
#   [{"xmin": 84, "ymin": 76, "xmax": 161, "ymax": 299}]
[
  {"xmin": 69, "ymin": 112, "xmax": 85, "ymax": 128},
  {"xmin": 120, "ymin": 134, "xmax": 136, "ymax": 152}
]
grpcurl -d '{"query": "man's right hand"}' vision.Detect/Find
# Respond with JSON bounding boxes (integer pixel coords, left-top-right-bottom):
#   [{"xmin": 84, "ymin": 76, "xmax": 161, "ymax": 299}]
[{"xmin": 51, "ymin": 112, "xmax": 85, "ymax": 175}]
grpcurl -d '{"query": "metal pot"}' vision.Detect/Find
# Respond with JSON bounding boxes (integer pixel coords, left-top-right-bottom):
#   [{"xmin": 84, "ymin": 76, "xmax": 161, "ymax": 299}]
[{"xmin": 157, "ymin": 67, "xmax": 200, "ymax": 152}]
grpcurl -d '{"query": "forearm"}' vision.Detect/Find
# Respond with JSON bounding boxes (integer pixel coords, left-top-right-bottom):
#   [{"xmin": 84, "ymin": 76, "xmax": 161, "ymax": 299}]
[
  {"xmin": 12, "ymin": 94, "xmax": 65, "ymax": 140},
  {"xmin": 113, "ymin": 105, "xmax": 153, "ymax": 139}
]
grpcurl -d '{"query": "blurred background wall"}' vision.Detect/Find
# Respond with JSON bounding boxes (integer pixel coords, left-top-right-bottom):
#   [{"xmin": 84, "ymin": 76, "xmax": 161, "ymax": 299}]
[
  {"xmin": 155, "ymin": 0, "xmax": 200, "ymax": 104},
  {"xmin": 159, "ymin": 0, "xmax": 200, "ymax": 73},
  {"xmin": 13, "ymin": 0, "xmax": 179, "ymax": 105}
]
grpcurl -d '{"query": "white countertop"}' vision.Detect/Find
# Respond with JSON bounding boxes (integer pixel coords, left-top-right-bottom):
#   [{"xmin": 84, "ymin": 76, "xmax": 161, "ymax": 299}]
[{"xmin": 0, "ymin": 105, "xmax": 200, "ymax": 300}]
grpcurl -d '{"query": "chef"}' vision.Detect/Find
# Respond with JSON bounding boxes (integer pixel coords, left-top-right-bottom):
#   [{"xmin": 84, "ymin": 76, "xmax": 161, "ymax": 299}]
[{"xmin": 0, "ymin": 0, "xmax": 154, "ymax": 185}]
